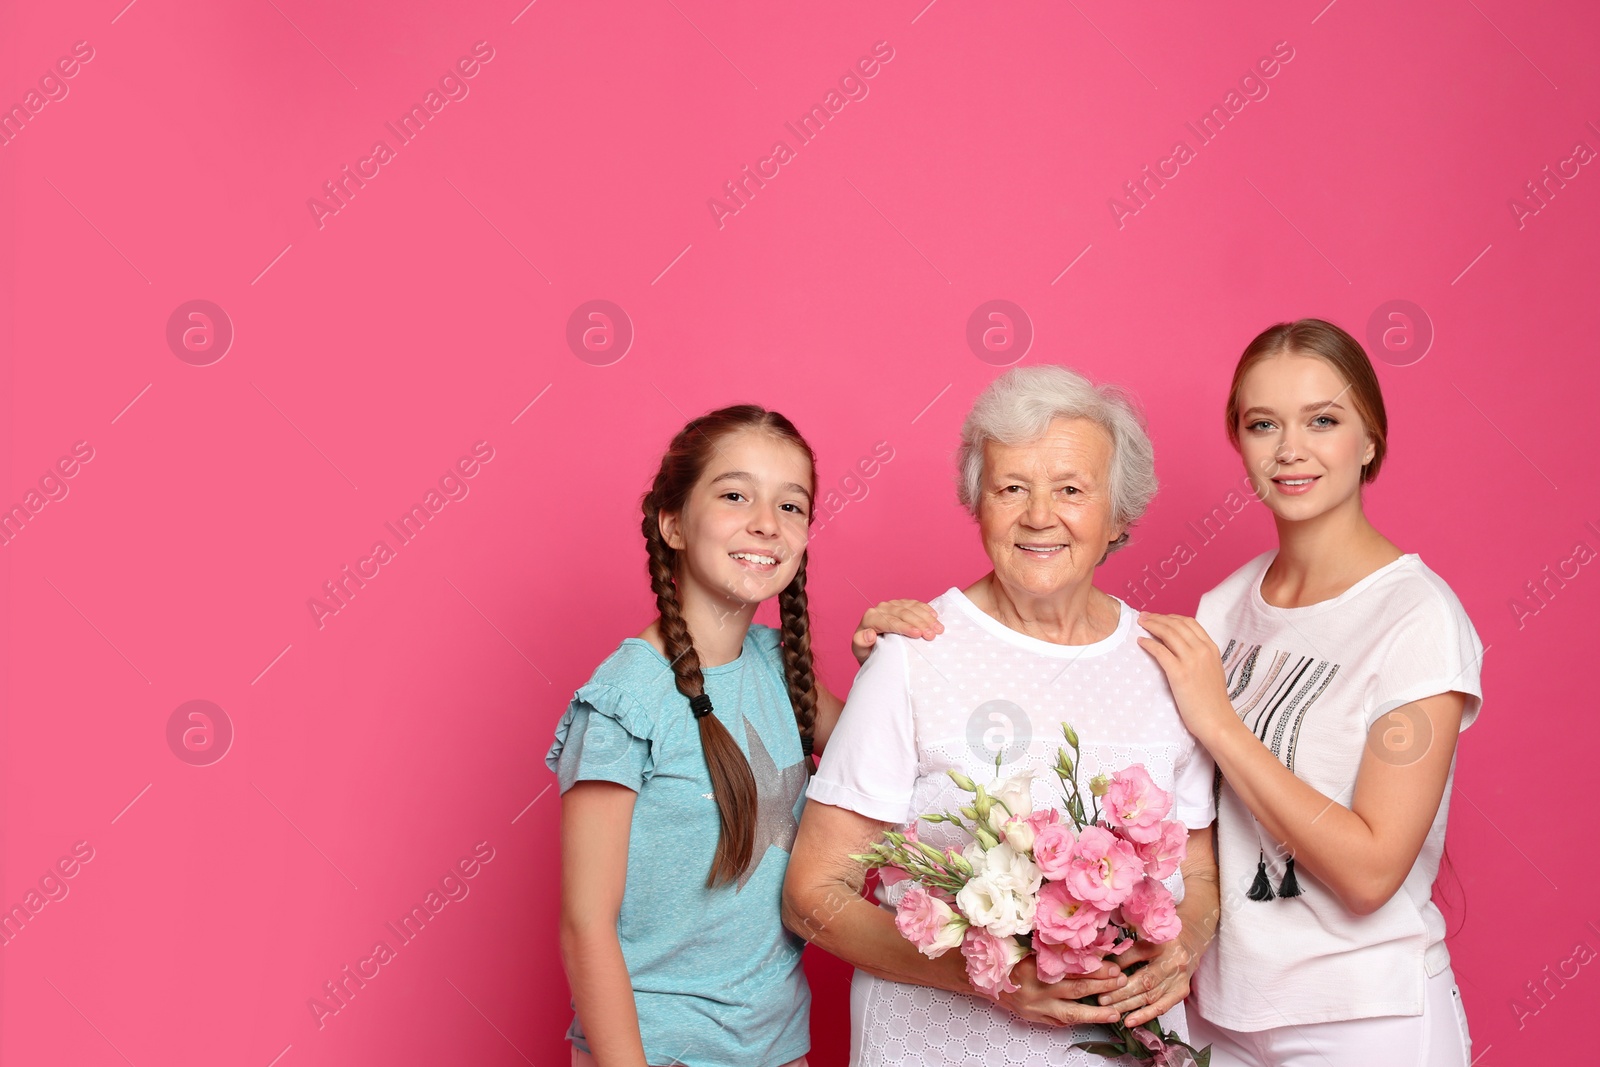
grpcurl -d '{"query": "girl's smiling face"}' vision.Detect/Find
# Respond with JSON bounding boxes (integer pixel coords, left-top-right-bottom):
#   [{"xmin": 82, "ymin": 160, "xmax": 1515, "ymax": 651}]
[
  {"xmin": 1235, "ymin": 352, "xmax": 1377, "ymax": 521},
  {"xmin": 659, "ymin": 430, "xmax": 814, "ymax": 612}
]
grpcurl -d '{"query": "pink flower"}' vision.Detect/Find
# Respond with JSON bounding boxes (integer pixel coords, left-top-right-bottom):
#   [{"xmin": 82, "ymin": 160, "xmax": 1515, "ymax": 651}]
[
  {"xmin": 1104, "ymin": 765, "xmax": 1173, "ymax": 844},
  {"xmin": 1025, "ymin": 808, "xmax": 1062, "ymax": 834},
  {"xmin": 1121, "ymin": 877, "xmax": 1182, "ymax": 944},
  {"xmin": 1032, "ymin": 882, "xmax": 1110, "ymax": 948},
  {"xmin": 1064, "ymin": 826, "xmax": 1143, "ymax": 909},
  {"xmin": 1031, "ymin": 821, "xmax": 1076, "ymax": 880},
  {"xmin": 1134, "ymin": 820, "xmax": 1188, "ymax": 880},
  {"xmin": 894, "ymin": 883, "xmax": 967, "ymax": 957},
  {"xmin": 1035, "ymin": 922, "xmax": 1136, "ymax": 983},
  {"xmin": 962, "ymin": 926, "xmax": 1026, "ymax": 999},
  {"xmin": 1132, "ymin": 1029, "xmax": 1199, "ymax": 1065},
  {"xmin": 1091, "ymin": 922, "xmax": 1133, "ymax": 957},
  {"xmin": 1035, "ymin": 938, "xmax": 1107, "ymax": 982}
]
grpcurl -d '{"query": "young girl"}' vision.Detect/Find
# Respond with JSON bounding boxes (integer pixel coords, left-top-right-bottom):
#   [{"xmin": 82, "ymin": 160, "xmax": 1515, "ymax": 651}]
[
  {"xmin": 549, "ymin": 405, "xmax": 919, "ymax": 1067},
  {"xmin": 1137, "ymin": 319, "xmax": 1483, "ymax": 1065}
]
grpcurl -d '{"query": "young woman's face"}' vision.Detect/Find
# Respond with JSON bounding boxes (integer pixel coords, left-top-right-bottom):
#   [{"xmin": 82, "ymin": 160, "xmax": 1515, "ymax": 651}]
[
  {"xmin": 977, "ymin": 416, "xmax": 1126, "ymax": 601},
  {"xmin": 1235, "ymin": 352, "xmax": 1376, "ymax": 522},
  {"xmin": 661, "ymin": 430, "xmax": 813, "ymax": 611}
]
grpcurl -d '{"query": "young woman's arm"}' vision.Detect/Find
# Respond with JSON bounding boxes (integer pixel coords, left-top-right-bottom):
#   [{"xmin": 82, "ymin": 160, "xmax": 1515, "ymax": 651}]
[
  {"xmin": 783, "ymin": 800, "xmax": 1129, "ymax": 1028},
  {"xmin": 559, "ymin": 781, "xmax": 649, "ymax": 1067},
  {"xmin": 1097, "ymin": 823, "xmax": 1220, "ymax": 1027},
  {"xmin": 1138, "ymin": 613, "xmax": 1467, "ymax": 916}
]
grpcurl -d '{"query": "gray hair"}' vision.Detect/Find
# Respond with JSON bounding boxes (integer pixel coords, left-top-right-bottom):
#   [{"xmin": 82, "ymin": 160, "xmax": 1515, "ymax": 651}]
[{"xmin": 954, "ymin": 365, "xmax": 1157, "ymax": 557}]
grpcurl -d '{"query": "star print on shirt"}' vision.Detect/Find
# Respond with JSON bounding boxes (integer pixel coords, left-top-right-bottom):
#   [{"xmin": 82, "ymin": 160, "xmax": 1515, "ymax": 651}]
[{"xmin": 737, "ymin": 714, "xmax": 808, "ymax": 891}]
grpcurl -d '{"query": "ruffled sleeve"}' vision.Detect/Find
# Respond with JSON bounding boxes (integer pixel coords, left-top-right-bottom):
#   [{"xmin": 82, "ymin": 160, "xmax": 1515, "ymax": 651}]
[{"xmin": 545, "ymin": 681, "xmax": 657, "ymax": 794}]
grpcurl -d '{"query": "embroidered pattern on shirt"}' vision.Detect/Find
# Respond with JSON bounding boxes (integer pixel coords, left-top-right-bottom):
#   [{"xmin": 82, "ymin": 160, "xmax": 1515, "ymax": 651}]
[{"xmin": 1221, "ymin": 642, "xmax": 1340, "ymax": 773}]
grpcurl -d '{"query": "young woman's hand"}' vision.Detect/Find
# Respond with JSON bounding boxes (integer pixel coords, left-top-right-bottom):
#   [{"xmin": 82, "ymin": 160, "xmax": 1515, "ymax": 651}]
[
  {"xmin": 1136, "ymin": 613, "xmax": 1234, "ymax": 743},
  {"xmin": 995, "ymin": 955, "xmax": 1128, "ymax": 1028},
  {"xmin": 852, "ymin": 600, "xmax": 943, "ymax": 664}
]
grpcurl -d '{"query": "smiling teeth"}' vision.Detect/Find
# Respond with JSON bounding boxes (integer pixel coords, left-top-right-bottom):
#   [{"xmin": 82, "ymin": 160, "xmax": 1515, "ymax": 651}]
[
  {"xmin": 731, "ymin": 552, "xmax": 777, "ymax": 565},
  {"xmin": 1279, "ymin": 478, "xmax": 1314, "ymax": 485},
  {"xmin": 1019, "ymin": 545, "xmax": 1064, "ymax": 552}
]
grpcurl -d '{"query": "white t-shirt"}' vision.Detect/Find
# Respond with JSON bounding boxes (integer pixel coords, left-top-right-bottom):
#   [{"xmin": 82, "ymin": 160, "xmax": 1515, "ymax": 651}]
[
  {"xmin": 1190, "ymin": 552, "xmax": 1484, "ymax": 1031},
  {"xmin": 809, "ymin": 587, "xmax": 1216, "ymax": 1066}
]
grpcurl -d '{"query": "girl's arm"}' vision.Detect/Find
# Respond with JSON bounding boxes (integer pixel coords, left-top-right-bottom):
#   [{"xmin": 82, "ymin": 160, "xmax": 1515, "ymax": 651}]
[
  {"xmin": 852, "ymin": 599, "xmax": 943, "ymax": 664},
  {"xmin": 559, "ymin": 781, "xmax": 649, "ymax": 1067},
  {"xmin": 782, "ymin": 801, "xmax": 1129, "ymax": 1028},
  {"xmin": 1138, "ymin": 613, "xmax": 1467, "ymax": 916},
  {"xmin": 812, "ymin": 685, "xmax": 844, "ymax": 758}
]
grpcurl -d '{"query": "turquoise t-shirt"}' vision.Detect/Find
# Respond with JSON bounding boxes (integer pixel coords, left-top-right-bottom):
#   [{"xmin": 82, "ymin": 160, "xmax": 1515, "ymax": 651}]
[{"xmin": 545, "ymin": 623, "xmax": 811, "ymax": 1067}]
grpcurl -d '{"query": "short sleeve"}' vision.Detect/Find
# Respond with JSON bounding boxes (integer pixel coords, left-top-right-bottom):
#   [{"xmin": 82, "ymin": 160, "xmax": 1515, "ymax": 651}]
[
  {"xmin": 1172, "ymin": 733, "xmax": 1217, "ymax": 829},
  {"xmin": 1365, "ymin": 585, "xmax": 1485, "ymax": 733},
  {"xmin": 545, "ymin": 682, "xmax": 655, "ymax": 794},
  {"xmin": 806, "ymin": 633, "xmax": 918, "ymax": 824}
]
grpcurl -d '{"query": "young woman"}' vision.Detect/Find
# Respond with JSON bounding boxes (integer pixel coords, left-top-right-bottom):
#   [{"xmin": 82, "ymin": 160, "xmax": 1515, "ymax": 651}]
[
  {"xmin": 549, "ymin": 405, "xmax": 921, "ymax": 1067},
  {"xmin": 1137, "ymin": 319, "xmax": 1483, "ymax": 1065}
]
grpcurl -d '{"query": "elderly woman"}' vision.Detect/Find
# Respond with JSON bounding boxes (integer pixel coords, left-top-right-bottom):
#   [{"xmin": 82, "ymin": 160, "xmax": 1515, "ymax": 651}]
[{"xmin": 783, "ymin": 366, "xmax": 1219, "ymax": 1065}]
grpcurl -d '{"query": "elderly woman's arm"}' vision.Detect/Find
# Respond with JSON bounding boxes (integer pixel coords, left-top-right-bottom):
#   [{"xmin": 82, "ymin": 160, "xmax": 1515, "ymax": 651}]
[
  {"xmin": 813, "ymin": 600, "xmax": 944, "ymax": 758},
  {"xmin": 783, "ymin": 801, "xmax": 1131, "ymax": 1028}
]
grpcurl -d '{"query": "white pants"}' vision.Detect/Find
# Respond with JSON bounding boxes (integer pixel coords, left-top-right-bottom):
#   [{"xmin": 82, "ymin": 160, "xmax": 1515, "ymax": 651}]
[{"xmin": 1189, "ymin": 966, "xmax": 1471, "ymax": 1067}]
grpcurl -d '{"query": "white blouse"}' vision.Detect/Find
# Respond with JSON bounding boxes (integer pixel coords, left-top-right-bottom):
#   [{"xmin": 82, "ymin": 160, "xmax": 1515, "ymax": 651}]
[
  {"xmin": 809, "ymin": 587, "xmax": 1216, "ymax": 1066},
  {"xmin": 1190, "ymin": 552, "xmax": 1484, "ymax": 1031}
]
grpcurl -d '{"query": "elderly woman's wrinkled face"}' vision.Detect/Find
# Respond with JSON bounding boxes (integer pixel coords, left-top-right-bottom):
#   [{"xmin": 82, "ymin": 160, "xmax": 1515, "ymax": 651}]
[{"xmin": 977, "ymin": 417, "xmax": 1125, "ymax": 599}]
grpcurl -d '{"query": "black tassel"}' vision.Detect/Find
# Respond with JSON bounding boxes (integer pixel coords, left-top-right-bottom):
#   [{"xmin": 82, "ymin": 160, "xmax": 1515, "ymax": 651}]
[
  {"xmin": 1247, "ymin": 851, "xmax": 1276, "ymax": 901},
  {"xmin": 1278, "ymin": 856, "xmax": 1303, "ymax": 898}
]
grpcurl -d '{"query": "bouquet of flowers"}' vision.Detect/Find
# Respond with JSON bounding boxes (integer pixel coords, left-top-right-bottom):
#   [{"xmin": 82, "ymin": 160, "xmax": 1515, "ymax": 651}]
[{"xmin": 851, "ymin": 723, "xmax": 1210, "ymax": 1065}]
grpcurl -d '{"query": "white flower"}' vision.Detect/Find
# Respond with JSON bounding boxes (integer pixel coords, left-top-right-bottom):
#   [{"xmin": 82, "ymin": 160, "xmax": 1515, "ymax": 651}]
[
  {"xmin": 962, "ymin": 841, "xmax": 989, "ymax": 876},
  {"xmin": 1001, "ymin": 816, "xmax": 1035, "ymax": 854},
  {"xmin": 983, "ymin": 841, "xmax": 1044, "ymax": 897},
  {"xmin": 991, "ymin": 886, "xmax": 1037, "ymax": 938},
  {"xmin": 956, "ymin": 874, "xmax": 1007, "ymax": 929},
  {"xmin": 956, "ymin": 872, "xmax": 1037, "ymax": 938},
  {"xmin": 990, "ymin": 771, "xmax": 1036, "ymax": 821},
  {"xmin": 926, "ymin": 915, "xmax": 969, "ymax": 956}
]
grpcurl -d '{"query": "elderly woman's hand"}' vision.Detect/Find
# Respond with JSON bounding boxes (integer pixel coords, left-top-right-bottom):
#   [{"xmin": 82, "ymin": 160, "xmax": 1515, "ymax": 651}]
[
  {"xmin": 1097, "ymin": 932, "xmax": 1203, "ymax": 1028},
  {"xmin": 994, "ymin": 955, "xmax": 1129, "ymax": 1028},
  {"xmin": 853, "ymin": 600, "xmax": 943, "ymax": 664}
]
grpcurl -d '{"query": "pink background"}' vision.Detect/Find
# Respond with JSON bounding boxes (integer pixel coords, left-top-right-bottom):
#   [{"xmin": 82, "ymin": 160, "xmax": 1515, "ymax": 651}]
[{"xmin": 3, "ymin": 0, "xmax": 1597, "ymax": 1064}]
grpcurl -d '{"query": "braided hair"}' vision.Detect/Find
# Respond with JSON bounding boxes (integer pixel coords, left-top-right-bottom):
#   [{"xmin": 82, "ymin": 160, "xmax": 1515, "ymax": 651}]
[{"xmin": 640, "ymin": 405, "xmax": 820, "ymax": 887}]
